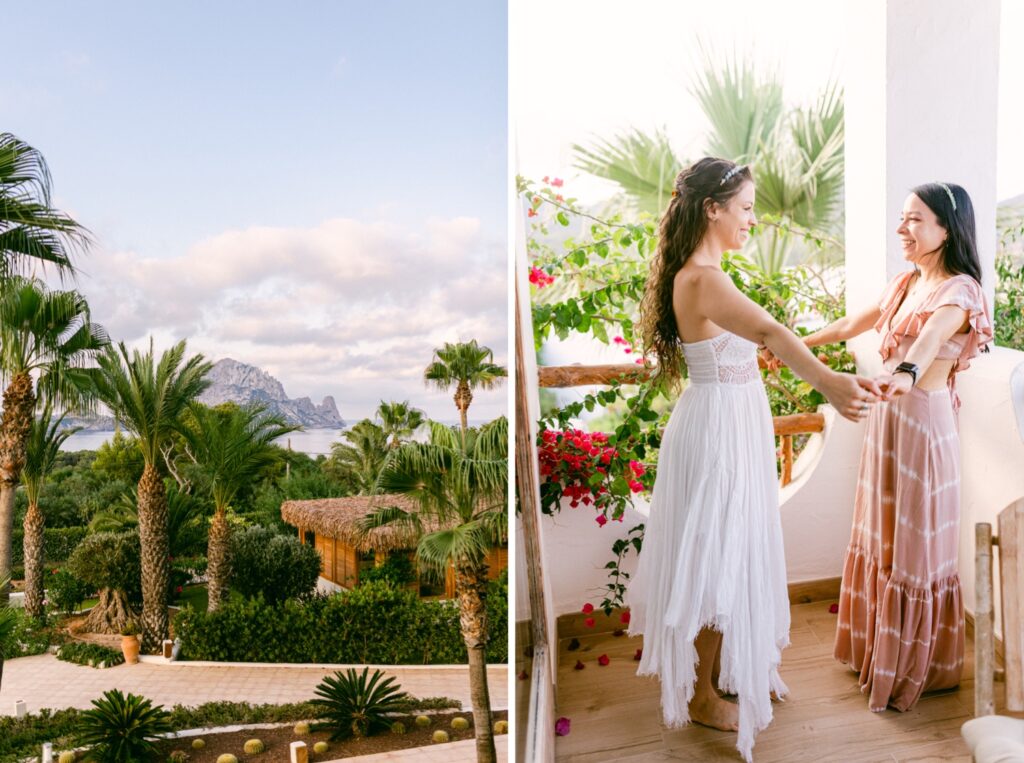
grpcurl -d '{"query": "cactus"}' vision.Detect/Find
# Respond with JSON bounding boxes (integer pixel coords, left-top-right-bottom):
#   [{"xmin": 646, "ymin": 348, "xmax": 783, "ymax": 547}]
[
  {"xmin": 494, "ymin": 720, "xmax": 509, "ymax": 734},
  {"xmin": 312, "ymin": 741, "xmax": 329, "ymax": 754},
  {"xmin": 293, "ymin": 721, "xmax": 310, "ymax": 735},
  {"xmin": 243, "ymin": 739, "xmax": 265, "ymax": 754},
  {"xmin": 191, "ymin": 739, "xmax": 206, "ymax": 750},
  {"xmin": 390, "ymin": 721, "xmax": 407, "ymax": 734},
  {"xmin": 414, "ymin": 714, "xmax": 431, "ymax": 728},
  {"xmin": 450, "ymin": 716, "xmax": 469, "ymax": 731},
  {"xmin": 216, "ymin": 756, "xmax": 238, "ymax": 763},
  {"xmin": 432, "ymin": 730, "xmax": 450, "ymax": 744},
  {"xmin": 168, "ymin": 751, "xmax": 191, "ymax": 763},
  {"xmin": 58, "ymin": 753, "xmax": 76, "ymax": 763}
]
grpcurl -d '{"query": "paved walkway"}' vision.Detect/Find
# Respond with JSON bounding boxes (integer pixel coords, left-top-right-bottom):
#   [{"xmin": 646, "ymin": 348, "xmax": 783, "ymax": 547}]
[
  {"xmin": 0, "ymin": 654, "xmax": 508, "ymax": 715},
  {"xmin": 332, "ymin": 737, "xmax": 509, "ymax": 762}
]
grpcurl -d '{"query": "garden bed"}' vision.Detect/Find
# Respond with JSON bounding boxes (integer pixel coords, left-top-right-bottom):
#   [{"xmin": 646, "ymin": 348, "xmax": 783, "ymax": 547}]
[{"xmin": 151, "ymin": 710, "xmax": 509, "ymax": 761}]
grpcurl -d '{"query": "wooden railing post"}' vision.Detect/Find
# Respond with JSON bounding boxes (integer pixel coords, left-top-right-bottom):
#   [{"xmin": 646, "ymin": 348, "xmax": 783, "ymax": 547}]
[
  {"xmin": 976, "ymin": 522, "xmax": 996, "ymax": 717},
  {"xmin": 780, "ymin": 435, "xmax": 794, "ymax": 486},
  {"xmin": 998, "ymin": 498, "xmax": 1024, "ymax": 711}
]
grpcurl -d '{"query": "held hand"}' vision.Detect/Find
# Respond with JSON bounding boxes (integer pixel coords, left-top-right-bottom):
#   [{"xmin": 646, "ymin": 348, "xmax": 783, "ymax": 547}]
[
  {"xmin": 875, "ymin": 372, "xmax": 913, "ymax": 402},
  {"xmin": 823, "ymin": 371, "xmax": 880, "ymax": 423}
]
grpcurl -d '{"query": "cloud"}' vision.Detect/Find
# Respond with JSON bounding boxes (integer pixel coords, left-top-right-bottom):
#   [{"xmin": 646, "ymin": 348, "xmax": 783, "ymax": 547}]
[{"xmin": 77, "ymin": 216, "xmax": 508, "ymax": 421}]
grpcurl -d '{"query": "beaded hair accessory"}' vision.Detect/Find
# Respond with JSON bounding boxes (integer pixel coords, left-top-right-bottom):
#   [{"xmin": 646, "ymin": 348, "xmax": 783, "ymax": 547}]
[
  {"xmin": 720, "ymin": 165, "xmax": 743, "ymax": 186},
  {"xmin": 938, "ymin": 183, "xmax": 957, "ymax": 211}
]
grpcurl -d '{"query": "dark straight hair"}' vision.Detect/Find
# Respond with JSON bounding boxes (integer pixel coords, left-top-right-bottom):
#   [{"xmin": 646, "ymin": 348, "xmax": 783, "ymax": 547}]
[{"xmin": 911, "ymin": 182, "xmax": 983, "ymax": 284}]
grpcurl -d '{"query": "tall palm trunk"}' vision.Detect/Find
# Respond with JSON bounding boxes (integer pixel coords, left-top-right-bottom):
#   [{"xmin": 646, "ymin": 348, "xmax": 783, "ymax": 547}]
[
  {"xmin": 0, "ymin": 372, "xmax": 35, "ymax": 602},
  {"xmin": 137, "ymin": 463, "xmax": 170, "ymax": 651},
  {"xmin": 454, "ymin": 559, "xmax": 496, "ymax": 763},
  {"xmin": 206, "ymin": 509, "xmax": 232, "ymax": 612},
  {"xmin": 454, "ymin": 382, "xmax": 473, "ymax": 436},
  {"xmin": 22, "ymin": 502, "xmax": 45, "ymax": 618}
]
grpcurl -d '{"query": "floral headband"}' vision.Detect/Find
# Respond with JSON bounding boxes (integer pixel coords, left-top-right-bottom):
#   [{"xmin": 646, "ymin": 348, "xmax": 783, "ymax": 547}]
[{"xmin": 720, "ymin": 165, "xmax": 744, "ymax": 185}]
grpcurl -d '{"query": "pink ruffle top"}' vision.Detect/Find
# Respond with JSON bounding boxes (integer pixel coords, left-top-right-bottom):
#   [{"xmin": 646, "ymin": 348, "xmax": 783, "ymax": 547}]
[{"xmin": 874, "ymin": 270, "xmax": 994, "ymax": 410}]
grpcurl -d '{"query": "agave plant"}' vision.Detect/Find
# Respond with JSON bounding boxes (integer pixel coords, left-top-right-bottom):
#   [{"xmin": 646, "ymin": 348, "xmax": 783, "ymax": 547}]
[
  {"xmin": 77, "ymin": 689, "xmax": 171, "ymax": 762},
  {"xmin": 310, "ymin": 667, "xmax": 409, "ymax": 740}
]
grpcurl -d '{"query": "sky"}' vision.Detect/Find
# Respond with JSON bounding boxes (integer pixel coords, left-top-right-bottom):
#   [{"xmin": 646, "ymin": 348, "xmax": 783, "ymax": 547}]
[
  {"xmin": 513, "ymin": 0, "xmax": 1024, "ymax": 208},
  {"xmin": 1, "ymin": 1, "xmax": 507, "ymax": 423}
]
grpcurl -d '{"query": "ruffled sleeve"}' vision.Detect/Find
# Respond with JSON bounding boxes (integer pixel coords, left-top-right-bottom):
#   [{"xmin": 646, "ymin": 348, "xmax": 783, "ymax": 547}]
[
  {"xmin": 874, "ymin": 270, "xmax": 916, "ymax": 362},
  {"xmin": 912, "ymin": 275, "xmax": 994, "ymax": 372}
]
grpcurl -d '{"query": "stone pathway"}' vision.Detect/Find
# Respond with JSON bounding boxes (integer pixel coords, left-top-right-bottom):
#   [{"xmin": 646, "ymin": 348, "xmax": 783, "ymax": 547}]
[
  {"xmin": 0, "ymin": 654, "xmax": 508, "ymax": 716},
  {"xmin": 333, "ymin": 736, "xmax": 509, "ymax": 762}
]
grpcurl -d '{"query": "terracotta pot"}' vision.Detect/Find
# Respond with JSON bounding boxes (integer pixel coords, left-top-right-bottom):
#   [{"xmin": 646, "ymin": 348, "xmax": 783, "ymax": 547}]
[{"xmin": 121, "ymin": 634, "xmax": 140, "ymax": 665}]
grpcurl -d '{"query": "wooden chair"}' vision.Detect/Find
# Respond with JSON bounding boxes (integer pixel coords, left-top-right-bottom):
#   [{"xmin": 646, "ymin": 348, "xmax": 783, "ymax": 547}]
[{"xmin": 965, "ymin": 500, "xmax": 1024, "ymax": 762}]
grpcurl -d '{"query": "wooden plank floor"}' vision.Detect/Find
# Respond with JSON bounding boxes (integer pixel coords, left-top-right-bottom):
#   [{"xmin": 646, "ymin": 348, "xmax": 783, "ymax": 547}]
[{"xmin": 547, "ymin": 599, "xmax": 1012, "ymax": 763}]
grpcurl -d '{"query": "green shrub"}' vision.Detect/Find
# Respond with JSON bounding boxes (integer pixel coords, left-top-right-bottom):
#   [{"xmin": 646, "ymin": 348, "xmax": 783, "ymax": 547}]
[
  {"xmin": 390, "ymin": 721, "xmax": 406, "ymax": 734},
  {"xmin": 76, "ymin": 690, "xmax": 171, "ymax": 762},
  {"xmin": 48, "ymin": 568, "xmax": 91, "ymax": 615},
  {"xmin": 2, "ymin": 607, "xmax": 61, "ymax": 657},
  {"xmin": 66, "ymin": 532, "xmax": 142, "ymax": 604},
  {"xmin": 230, "ymin": 527, "xmax": 321, "ymax": 604},
  {"xmin": 174, "ymin": 578, "xmax": 508, "ymax": 664},
  {"xmin": 56, "ymin": 642, "xmax": 125, "ymax": 668},
  {"xmin": 310, "ymin": 668, "xmax": 408, "ymax": 740},
  {"xmin": 360, "ymin": 553, "xmax": 416, "ymax": 587},
  {"xmin": 10, "ymin": 526, "xmax": 88, "ymax": 568}
]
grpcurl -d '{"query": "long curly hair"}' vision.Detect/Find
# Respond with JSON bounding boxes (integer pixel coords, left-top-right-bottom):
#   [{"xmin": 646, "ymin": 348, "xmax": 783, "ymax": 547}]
[{"xmin": 638, "ymin": 157, "xmax": 753, "ymax": 387}]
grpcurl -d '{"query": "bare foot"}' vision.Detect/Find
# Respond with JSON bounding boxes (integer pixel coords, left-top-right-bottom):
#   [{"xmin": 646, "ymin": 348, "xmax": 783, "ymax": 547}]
[{"xmin": 689, "ymin": 693, "xmax": 739, "ymax": 732}]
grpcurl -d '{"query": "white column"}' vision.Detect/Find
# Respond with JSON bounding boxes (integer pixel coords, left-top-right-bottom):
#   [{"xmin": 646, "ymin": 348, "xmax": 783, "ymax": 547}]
[{"xmin": 845, "ymin": 0, "xmax": 999, "ymax": 349}]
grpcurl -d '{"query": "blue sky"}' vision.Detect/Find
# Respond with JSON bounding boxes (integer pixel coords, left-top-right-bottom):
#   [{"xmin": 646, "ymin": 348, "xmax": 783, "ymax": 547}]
[{"xmin": 2, "ymin": 1, "xmax": 507, "ymax": 422}]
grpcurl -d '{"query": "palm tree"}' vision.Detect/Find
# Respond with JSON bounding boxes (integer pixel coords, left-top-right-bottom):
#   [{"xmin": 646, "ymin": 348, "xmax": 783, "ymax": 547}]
[
  {"xmin": 21, "ymin": 402, "xmax": 80, "ymax": 618},
  {"xmin": 324, "ymin": 419, "xmax": 389, "ymax": 495},
  {"xmin": 0, "ymin": 277, "xmax": 107, "ymax": 600},
  {"xmin": 92, "ymin": 339, "xmax": 212, "ymax": 651},
  {"xmin": 0, "ymin": 132, "xmax": 88, "ymax": 279},
  {"xmin": 360, "ymin": 417, "xmax": 507, "ymax": 763},
  {"xmin": 423, "ymin": 340, "xmax": 506, "ymax": 436},
  {"xmin": 89, "ymin": 485, "xmax": 209, "ymax": 561},
  {"xmin": 375, "ymin": 400, "xmax": 426, "ymax": 449},
  {"xmin": 571, "ymin": 52, "xmax": 845, "ymax": 271},
  {"xmin": 180, "ymin": 403, "xmax": 297, "ymax": 610}
]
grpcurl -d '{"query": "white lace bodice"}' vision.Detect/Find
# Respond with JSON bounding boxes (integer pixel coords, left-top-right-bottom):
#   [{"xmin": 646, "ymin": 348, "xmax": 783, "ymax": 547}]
[{"xmin": 682, "ymin": 331, "xmax": 760, "ymax": 385}]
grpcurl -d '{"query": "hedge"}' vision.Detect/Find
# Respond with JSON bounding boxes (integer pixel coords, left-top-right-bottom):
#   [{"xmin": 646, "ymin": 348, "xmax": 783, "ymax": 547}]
[
  {"xmin": 175, "ymin": 577, "xmax": 508, "ymax": 664},
  {"xmin": 10, "ymin": 526, "xmax": 87, "ymax": 568}
]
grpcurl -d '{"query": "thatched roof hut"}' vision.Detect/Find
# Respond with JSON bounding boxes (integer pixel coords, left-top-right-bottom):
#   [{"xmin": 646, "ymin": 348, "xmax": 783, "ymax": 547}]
[{"xmin": 281, "ymin": 494, "xmax": 438, "ymax": 553}]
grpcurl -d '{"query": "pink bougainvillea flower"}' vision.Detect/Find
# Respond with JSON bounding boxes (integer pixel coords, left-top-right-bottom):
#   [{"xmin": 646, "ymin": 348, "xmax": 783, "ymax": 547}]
[
  {"xmin": 634, "ymin": 648, "xmax": 643, "ymax": 661},
  {"xmin": 584, "ymin": 617, "xmax": 596, "ymax": 628},
  {"xmin": 555, "ymin": 717, "xmax": 571, "ymax": 736},
  {"xmin": 556, "ymin": 194, "xmax": 564, "ymax": 202},
  {"xmin": 628, "ymin": 480, "xmax": 645, "ymax": 493},
  {"xmin": 574, "ymin": 660, "xmax": 585, "ymax": 670},
  {"xmin": 595, "ymin": 514, "xmax": 608, "ymax": 527},
  {"xmin": 629, "ymin": 460, "xmax": 645, "ymax": 477},
  {"xmin": 543, "ymin": 175, "xmax": 550, "ymax": 183},
  {"xmin": 613, "ymin": 335, "xmax": 626, "ymax": 345},
  {"xmin": 552, "ymin": 177, "xmax": 564, "ymax": 187},
  {"xmin": 582, "ymin": 602, "xmax": 594, "ymax": 614},
  {"xmin": 829, "ymin": 603, "xmax": 839, "ymax": 614},
  {"xmin": 527, "ymin": 208, "xmax": 537, "ymax": 218},
  {"xmin": 598, "ymin": 654, "xmax": 610, "ymax": 666},
  {"xmin": 621, "ymin": 610, "xmax": 631, "ymax": 624},
  {"xmin": 635, "ymin": 358, "xmax": 645, "ymax": 365}
]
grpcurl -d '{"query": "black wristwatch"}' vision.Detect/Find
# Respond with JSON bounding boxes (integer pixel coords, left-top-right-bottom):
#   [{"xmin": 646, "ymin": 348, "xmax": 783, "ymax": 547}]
[{"xmin": 894, "ymin": 362, "xmax": 920, "ymax": 386}]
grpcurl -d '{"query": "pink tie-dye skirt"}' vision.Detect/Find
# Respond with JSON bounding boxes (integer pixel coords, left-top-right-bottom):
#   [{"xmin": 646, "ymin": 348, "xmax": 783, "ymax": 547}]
[{"xmin": 833, "ymin": 385, "xmax": 965, "ymax": 712}]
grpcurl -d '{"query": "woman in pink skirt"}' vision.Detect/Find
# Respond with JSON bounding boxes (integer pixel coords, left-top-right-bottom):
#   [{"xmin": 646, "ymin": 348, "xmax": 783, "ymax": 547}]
[{"xmin": 800, "ymin": 182, "xmax": 993, "ymax": 712}]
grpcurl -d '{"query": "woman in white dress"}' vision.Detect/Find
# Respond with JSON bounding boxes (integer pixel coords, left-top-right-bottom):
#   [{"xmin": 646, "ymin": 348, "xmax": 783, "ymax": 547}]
[{"xmin": 624, "ymin": 157, "xmax": 881, "ymax": 761}]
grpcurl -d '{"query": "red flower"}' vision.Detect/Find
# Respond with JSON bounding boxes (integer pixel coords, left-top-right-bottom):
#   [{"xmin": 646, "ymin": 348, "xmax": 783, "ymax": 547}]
[
  {"xmin": 555, "ymin": 717, "xmax": 570, "ymax": 736},
  {"xmin": 624, "ymin": 348, "xmax": 632, "ymax": 354},
  {"xmin": 584, "ymin": 617, "xmax": 595, "ymax": 628},
  {"xmin": 628, "ymin": 480, "xmax": 644, "ymax": 493},
  {"xmin": 634, "ymin": 648, "xmax": 643, "ymax": 661},
  {"xmin": 829, "ymin": 603, "xmax": 839, "ymax": 614},
  {"xmin": 175, "ymin": 585, "xmax": 183, "ymax": 594},
  {"xmin": 527, "ymin": 208, "xmax": 537, "ymax": 218},
  {"xmin": 555, "ymin": 194, "xmax": 564, "ymax": 202},
  {"xmin": 613, "ymin": 335, "xmax": 626, "ymax": 345},
  {"xmin": 629, "ymin": 460, "xmax": 645, "ymax": 477},
  {"xmin": 552, "ymin": 178, "xmax": 564, "ymax": 187},
  {"xmin": 543, "ymin": 175, "xmax": 550, "ymax": 183},
  {"xmin": 621, "ymin": 611, "xmax": 631, "ymax": 624},
  {"xmin": 532, "ymin": 196, "xmax": 541, "ymax": 204},
  {"xmin": 574, "ymin": 660, "xmax": 585, "ymax": 670},
  {"xmin": 635, "ymin": 358, "xmax": 644, "ymax": 365},
  {"xmin": 581, "ymin": 603, "xmax": 594, "ymax": 614},
  {"xmin": 597, "ymin": 654, "xmax": 610, "ymax": 666},
  {"xmin": 595, "ymin": 514, "xmax": 608, "ymax": 527}
]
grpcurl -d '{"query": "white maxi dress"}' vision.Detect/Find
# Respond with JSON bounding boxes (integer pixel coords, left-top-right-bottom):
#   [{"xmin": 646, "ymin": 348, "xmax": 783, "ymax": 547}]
[{"xmin": 624, "ymin": 331, "xmax": 791, "ymax": 762}]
